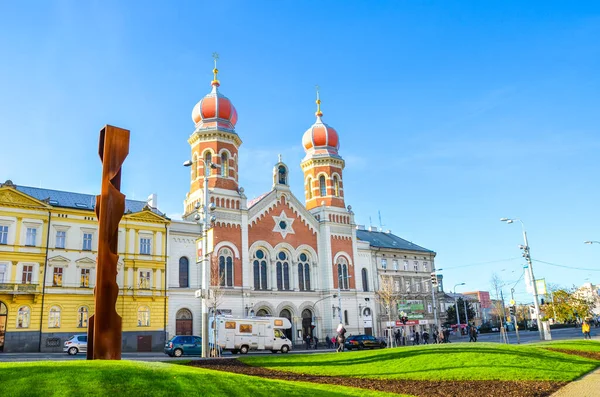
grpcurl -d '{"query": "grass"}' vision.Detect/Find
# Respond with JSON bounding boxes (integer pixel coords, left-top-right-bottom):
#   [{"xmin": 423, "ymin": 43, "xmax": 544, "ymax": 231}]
[
  {"xmin": 240, "ymin": 342, "xmax": 600, "ymax": 382},
  {"xmin": 0, "ymin": 360, "xmax": 403, "ymax": 397}
]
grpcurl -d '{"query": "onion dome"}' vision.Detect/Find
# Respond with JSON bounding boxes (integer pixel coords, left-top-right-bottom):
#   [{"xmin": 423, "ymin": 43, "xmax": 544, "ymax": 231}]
[
  {"xmin": 302, "ymin": 89, "xmax": 339, "ymax": 154},
  {"xmin": 191, "ymin": 55, "xmax": 238, "ymax": 131}
]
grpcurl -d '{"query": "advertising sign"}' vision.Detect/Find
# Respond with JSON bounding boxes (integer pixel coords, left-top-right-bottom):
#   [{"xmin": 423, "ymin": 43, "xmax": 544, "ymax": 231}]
[
  {"xmin": 536, "ymin": 279, "xmax": 547, "ymax": 295},
  {"xmin": 397, "ymin": 300, "xmax": 425, "ymax": 319},
  {"xmin": 196, "ymin": 229, "xmax": 215, "ymax": 263}
]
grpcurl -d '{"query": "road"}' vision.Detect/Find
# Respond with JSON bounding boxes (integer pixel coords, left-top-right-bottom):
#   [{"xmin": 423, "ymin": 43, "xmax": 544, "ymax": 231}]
[{"xmin": 1, "ymin": 327, "xmax": 597, "ymax": 362}]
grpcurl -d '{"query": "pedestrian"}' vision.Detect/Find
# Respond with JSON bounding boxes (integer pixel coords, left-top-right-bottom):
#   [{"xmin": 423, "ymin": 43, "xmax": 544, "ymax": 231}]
[
  {"xmin": 582, "ymin": 321, "xmax": 591, "ymax": 340},
  {"xmin": 394, "ymin": 329, "xmax": 400, "ymax": 346},
  {"xmin": 423, "ymin": 331, "xmax": 429, "ymax": 344},
  {"xmin": 325, "ymin": 334, "xmax": 332, "ymax": 349},
  {"xmin": 438, "ymin": 328, "xmax": 445, "ymax": 344},
  {"xmin": 314, "ymin": 335, "xmax": 319, "ymax": 349},
  {"xmin": 305, "ymin": 334, "xmax": 311, "ymax": 350},
  {"xmin": 444, "ymin": 328, "xmax": 451, "ymax": 343},
  {"xmin": 336, "ymin": 323, "xmax": 347, "ymax": 352},
  {"xmin": 432, "ymin": 329, "xmax": 438, "ymax": 344},
  {"xmin": 415, "ymin": 330, "xmax": 420, "ymax": 345}
]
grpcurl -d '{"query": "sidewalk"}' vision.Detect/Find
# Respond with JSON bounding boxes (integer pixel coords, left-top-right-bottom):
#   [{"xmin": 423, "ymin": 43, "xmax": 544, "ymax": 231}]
[{"xmin": 551, "ymin": 367, "xmax": 600, "ymax": 397}]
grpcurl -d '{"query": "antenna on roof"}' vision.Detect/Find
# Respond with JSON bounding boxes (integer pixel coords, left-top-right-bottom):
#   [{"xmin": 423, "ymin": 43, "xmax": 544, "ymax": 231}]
[
  {"xmin": 378, "ymin": 210, "xmax": 385, "ymax": 232},
  {"xmin": 369, "ymin": 216, "xmax": 372, "ymax": 228}
]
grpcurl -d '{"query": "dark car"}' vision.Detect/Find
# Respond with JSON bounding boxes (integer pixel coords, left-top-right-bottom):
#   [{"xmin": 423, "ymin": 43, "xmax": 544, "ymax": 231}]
[
  {"xmin": 164, "ymin": 335, "xmax": 202, "ymax": 357},
  {"xmin": 345, "ymin": 334, "xmax": 386, "ymax": 350}
]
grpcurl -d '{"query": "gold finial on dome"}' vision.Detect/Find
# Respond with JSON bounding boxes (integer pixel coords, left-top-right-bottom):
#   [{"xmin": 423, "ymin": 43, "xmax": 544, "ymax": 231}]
[
  {"xmin": 315, "ymin": 84, "xmax": 323, "ymax": 117},
  {"xmin": 211, "ymin": 52, "xmax": 220, "ymax": 87}
]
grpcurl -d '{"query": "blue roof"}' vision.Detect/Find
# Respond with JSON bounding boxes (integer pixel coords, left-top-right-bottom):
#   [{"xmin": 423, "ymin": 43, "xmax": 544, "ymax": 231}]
[
  {"xmin": 356, "ymin": 229, "xmax": 435, "ymax": 253},
  {"xmin": 15, "ymin": 185, "xmax": 164, "ymax": 216}
]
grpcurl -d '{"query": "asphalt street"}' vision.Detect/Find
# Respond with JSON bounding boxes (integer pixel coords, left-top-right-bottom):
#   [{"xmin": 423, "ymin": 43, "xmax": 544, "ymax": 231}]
[{"xmin": 0, "ymin": 327, "xmax": 597, "ymax": 362}]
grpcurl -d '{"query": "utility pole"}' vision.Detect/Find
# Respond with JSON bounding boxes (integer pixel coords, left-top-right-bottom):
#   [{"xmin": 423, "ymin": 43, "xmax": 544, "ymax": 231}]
[{"xmin": 500, "ymin": 290, "xmax": 508, "ymax": 344}]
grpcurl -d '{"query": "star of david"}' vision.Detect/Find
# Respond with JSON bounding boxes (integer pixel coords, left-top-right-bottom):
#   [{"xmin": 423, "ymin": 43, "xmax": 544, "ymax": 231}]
[{"xmin": 272, "ymin": 211, "xmax": 295, "ymax": 239}]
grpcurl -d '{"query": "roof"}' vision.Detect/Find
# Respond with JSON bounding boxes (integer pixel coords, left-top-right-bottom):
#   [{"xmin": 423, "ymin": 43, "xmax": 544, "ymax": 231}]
[
  {"xmin": 247, "ymin": 191, "xmax": 270, "ymax": 208},
  {"xmin": 356, "ymin": 229, "xmax": 434, "ymax": 253},
  {"xmin": 15, "ymin": 185, "xmax": 165, "ymax": 216}
]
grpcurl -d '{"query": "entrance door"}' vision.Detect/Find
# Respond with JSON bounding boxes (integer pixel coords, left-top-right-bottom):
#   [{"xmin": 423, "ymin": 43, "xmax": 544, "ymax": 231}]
[
  {"xmin": 176, "ymin": 308, "xmax": 193, "ymax": 336},
  {"xmin": 279, "ymin": 309, "xmax": 292, "ymax": 340},
  {"xmin": 0, "ymin": 301, "xmax": 6, "ymax": 352},
  {"xmin": 301, "ymin": 309, "xmax": 312, "ymax": 338}
]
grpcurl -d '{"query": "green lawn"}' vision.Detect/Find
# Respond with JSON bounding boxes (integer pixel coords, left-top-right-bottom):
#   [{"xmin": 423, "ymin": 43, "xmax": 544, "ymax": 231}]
[
  {"xmin": 0, "ymin": 360, "xmax": 402, "ymax": 397},
  {"xmin": 241, "ymin": 342, "xmax": 600, "ymax": 382}
]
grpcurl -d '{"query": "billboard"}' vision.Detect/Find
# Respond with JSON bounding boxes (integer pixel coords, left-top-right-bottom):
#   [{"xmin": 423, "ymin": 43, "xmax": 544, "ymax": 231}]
[{"xmin": 397, "ymin": 300, "xmax": 425, "ymax": 319}]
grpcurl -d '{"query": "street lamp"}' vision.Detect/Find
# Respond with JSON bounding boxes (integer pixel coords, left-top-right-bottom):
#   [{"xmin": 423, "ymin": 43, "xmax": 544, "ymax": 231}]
[
  {"xmin": 584, "ymin": 241, "xmax": 600, "ymax": 245},
  {"xmin": 310, "ymin": 294, "xmax": 337, "ymax": 338},
  {"xmin": 184, "ymin": 157, "xmax": 217, "ymax": 358},
  {"xmin": 431, "ymin": 268, "xmax": 443, "ymax": 331},
  {"xmin": 453, "ymin": 283, "xmax": 465, "ymax": 336},
  {"xmin": 500, "ymin": 217, "xmax": 544, "ymax": 341}
]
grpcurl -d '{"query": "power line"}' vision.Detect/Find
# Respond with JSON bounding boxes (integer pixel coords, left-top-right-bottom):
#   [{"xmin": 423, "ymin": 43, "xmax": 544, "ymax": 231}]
[
  {"xmin": 533, "ymin": 259, "xmax": 600, "ymax": 272},
  {"xmin": 443, "ymin": 257, "xmax": 521, "ymax": 270}
]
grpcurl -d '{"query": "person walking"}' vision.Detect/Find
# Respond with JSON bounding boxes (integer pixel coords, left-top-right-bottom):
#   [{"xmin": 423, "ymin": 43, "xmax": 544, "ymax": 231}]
[
  {"xmin": 582, "ymin": 321, "xmax": 591, "ymax": 340},
  {"xmin": 438, "ymin": 328, "xmax": 445, "ymax": 344},
  {"xmin": 325, "ymin": 334, "xmax": 332, "ymax": 349},
  {"xmin": 469, "ymin": 325, "xmax": 477, "ymax": 342},
  {"xmin": 444, "ymin": 328, "xmax": 451, "ymax": 343},
  {"xmin": 415, "ymin": 330, "xmax": 420, "ymax": 345},
  {"xmin": 432, "ymin": 328, "xmax": 438, "ymax": 344},
  {"xmin": 305, "ymin": 334, "xmax": 311, "ymax": 350},
  {"xmin": 394, "ymin": 329, "xmax": 400, "ymax": 346},
  {"xmin": 422, "ymin": 331, "xmax": 429, "ymax": 344},
  {"xmin": 336, "ymin": 323, "xmax": 347, "ymax": 352},
  {"xmin": 314, "ymin": 335, "xmax": 319, "ymax": 349}
]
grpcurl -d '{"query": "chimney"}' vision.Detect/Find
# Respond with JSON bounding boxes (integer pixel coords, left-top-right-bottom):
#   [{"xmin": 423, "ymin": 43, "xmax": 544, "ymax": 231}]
[
  {"xmin": 369, "ymin": 226, "xmax": 378, "ymax": 232},
  {"xmin": 147, "ymin": 193, "xmax": 157, "ymax": 209}
]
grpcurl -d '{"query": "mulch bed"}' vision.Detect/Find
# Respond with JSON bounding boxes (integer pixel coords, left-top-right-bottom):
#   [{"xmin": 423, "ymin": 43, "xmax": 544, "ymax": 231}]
[
  {"xmin": 187, "ymin": 359, "xmax": 566, "ymax": 397},
  {"xmin": 545, "ymin": 348, "xmax": 600, "ymax": 361}
]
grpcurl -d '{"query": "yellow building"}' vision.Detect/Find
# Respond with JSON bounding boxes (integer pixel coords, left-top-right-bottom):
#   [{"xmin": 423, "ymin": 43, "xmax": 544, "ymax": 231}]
[{"xmin": 0, "ymin": 180, "xmax": 169, "ymax": 353}]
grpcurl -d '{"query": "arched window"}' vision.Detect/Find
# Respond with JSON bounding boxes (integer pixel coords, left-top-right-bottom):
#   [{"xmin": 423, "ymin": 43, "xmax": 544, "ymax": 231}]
[
  {"xmin": 333, "ymin": 176, "xmax": 339, "ymax": 197},
  {"xmin": 298, "ymin": 253, "xmax": 311, "ymax": 291},
  {"xmin": 138, "ymin": 306, "xmax": 150, "ymax": 327},
  {"xmin": 179, "ymin": 257, "xmax": 189, "ymax": 288},
  {"xmin": 253, "ymin": 249, "xmax": 268, "ymax": 290},
  {"xmin": 337, "ymin": 257, "xmax": 349, "ymax": 290},
  {"xmin": 221, "ymin": 152, "xmax": 229, "ymax": 177},
  {"xmin": 319, "ymin": 175, "xmax": 326, "ymax": 196},
  {"xmin": 361, "ymin": 268, "xmax": 369, "ymax": 292},
  {"xmin": 17, "ymin": 306, "xmax": 30, "ymax": 328},
  {"xmin": 276, "ymin": 251, "xmax": 290, "ymax": 290},
  {"xmin": 77, "ymin": 306, "xmax": 88, "ymax": 328},
  {"xmin": 204, "ymin": 152, "xmax": 212, "ymax": 177},
  {"xmin": 48, "ymin": 306, "xmax": 61, "ymax": 328},
  {"xmin": 218, "ymin": 248, "xmax": 233, "ymax": 287},
  {"xmin": 256, "ymin": 308, "xmax": 269, "ymax": 317},
  {"xmin": 307, "ymin": 177, "xmax": 313, "ymax": 199},
  {"xmin": 191, "ymin": 154, "xmax": 197, "ymax": 180},
  {"xmin": 344, "ymin": 310, "xmax": 349, "ymax": 325},
  {"xmin": 278, "ymin": 165, "xmax": 287, "ymax": 185}
]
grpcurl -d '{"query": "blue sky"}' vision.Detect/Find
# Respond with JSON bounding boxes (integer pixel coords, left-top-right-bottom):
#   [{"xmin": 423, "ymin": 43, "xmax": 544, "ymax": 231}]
[{"xmin": 1, "ymin": 1, "xmax": 599, "ymax": 303}]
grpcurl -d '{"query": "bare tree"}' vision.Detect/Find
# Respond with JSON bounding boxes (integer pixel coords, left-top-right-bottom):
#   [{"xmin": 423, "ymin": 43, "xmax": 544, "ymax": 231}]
[
  {"xmin": 489, "ymin": 273, "xmax": 507, "ymax": 333},
  {"xmin": 375, "ymin": 275, "xmax": 398, "ymax": 347},
  {"xmin": 206, "ymin": 270, "xmax": 226, "ymax": 357}
]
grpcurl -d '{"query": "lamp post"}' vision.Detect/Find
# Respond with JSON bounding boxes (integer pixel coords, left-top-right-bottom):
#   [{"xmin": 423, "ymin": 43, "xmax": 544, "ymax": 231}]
[
  {"xmin": 584, "ymin": 241, "xmax": 600, "ymax": 245},
  {"xmin": 431, "ymin": 268, "xmax": 443, "ymax": 331},
  {"xmin": 184, "ymin": 157, "xmax": 217, "ymax": 358},
  {"xmin": 310, "ymin": 294, "xmax": 336, "ymax": 338},
  {"xmin": 453, "ymin": 282, "xmax": 465, "ymax": 336},
  {"xmin": 500, "ymin": 218, "xmax": 544, "ymax": 341}
]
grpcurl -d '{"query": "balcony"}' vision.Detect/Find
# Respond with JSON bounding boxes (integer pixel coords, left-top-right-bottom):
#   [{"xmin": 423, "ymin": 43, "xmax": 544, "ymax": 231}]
[{"xmin": 0, "ymin": 283, "xmax": 40, "ymax": 294}]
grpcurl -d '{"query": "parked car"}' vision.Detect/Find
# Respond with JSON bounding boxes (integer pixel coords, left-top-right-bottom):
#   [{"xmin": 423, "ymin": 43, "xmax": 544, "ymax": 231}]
[
  {"xmin": 164, "ymin": 335, "xmax": 202, "ymax": 357},
  {"xmin": 64, "ymin": 334, "xmax": 87, "ymax": 355},
  {"xmin": 345, "ymin": 335, "xmax": 386, "ymax": 350}
]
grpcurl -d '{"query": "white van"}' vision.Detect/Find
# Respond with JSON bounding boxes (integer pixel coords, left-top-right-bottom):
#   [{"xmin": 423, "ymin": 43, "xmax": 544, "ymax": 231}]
[{"xmin": 209, "ymin": 316, "xmax": 292, "ymax": 354}]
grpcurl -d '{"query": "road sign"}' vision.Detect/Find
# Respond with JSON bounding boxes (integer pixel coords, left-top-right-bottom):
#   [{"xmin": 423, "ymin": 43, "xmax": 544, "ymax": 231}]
[
  {"xmin": 509, "ymin": 299, "xmax": 516, "ymax": 306},
  {"xmin": 195, "ymin": 289, "xmax": 203, "ymax": 299}
]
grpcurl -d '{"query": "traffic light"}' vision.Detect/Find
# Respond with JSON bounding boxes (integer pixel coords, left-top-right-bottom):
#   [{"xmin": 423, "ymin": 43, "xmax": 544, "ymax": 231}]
[
  {"xmin": 509, "ymin": 306, "xmax": 515, "ymax": 316},
  {"xmin": 400, "ymin": 316, "xmax": 408, "ymax": 324},
  {"xmin": 430, "ymin": 273, "xmax": 437, "ymax": 285}
]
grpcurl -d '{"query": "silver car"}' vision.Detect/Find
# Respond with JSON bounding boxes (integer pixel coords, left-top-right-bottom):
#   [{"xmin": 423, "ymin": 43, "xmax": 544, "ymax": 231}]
[{"xmin": 64, "ymin": 334, "xmax": 87, "ymax": 355}]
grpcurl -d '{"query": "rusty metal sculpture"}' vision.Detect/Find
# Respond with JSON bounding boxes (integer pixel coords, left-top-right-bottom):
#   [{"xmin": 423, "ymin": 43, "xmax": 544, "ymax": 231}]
[{"xmin": 87, "ymin": 125, "xmax": 130, "ymax": 360}]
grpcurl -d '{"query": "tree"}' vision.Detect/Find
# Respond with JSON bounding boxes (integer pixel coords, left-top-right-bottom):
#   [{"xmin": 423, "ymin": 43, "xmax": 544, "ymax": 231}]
[
  {"xmin": 375, "ymin": 275, "xmax": 399, "ymax": 347},
  {"xmin": 489, "ymin": 273, "xmax": 507, "ymax": 327},
  {"xmin": 542, "ymin": 287, "xmax": 594, "ymax": 323},
  {"xmin": 444, "ymin": 297, "xmax": 476, "ymax": 325}
]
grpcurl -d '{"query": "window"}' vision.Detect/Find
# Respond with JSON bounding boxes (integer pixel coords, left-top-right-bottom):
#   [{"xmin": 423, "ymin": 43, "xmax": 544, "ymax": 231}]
[
  {"xmin": 80, "ymin": 268, "xmax": 90, "ymax": 287},
  {"xmin": 333, "ymin": 176, "xmax": 339, "ymax": 197},
  {"xmin": 394, "ymin": 280, "xmax": 400, "ymax": 292},
  {"xmin": 225, "ymin": 321, "xmax": 236, "ymax": 329},
  {"xmin": 361, "ymin": 268, "xmax": 368, "ymax": 292},
  {"xmin": 253, "ymin": 249, "xmax": 268, "ymax": 290},
  {"xmin": 0, "ymin": 264, "xmax": 6, "ymax": 283},
  {"xmin": 137, "ymin": 306, "xmax": 150, "ymax": 327},
  {"xmin": 204, "ymin": 152, "xmax": 212, "ymax": 176},
  {"xmin": 140, "ymin": 237, "xmax": 152, "ymax": 255},
  {"xmin": 414, "ymin": 261, "xmax": 419, "ymax": 272},
  {"xmin": 83, "ymin": 233, "xmax": 93, "ymax": 251},
  {"xmin": 307, "ymin": 178, "xmax": 313, "ymax": 199},
  {"xmin": 276, "ymin": 251, "xmax": 290, "ymax": 290},
  {"xmin": 26, "ymin": 227, "xmax": 37, "ymax": 246},
  {"xmin": 22, "ymin": 265, "xmax": 33, "ymax": 284},
  {"xmin": 17, "ymin": 306, "xmax": 30, "ymax": 328},
  {"xmin": 381, "ymin": 258, "xmax": 387, "ymax": 269},
  {"xmin": 405, "ymin": 280, "xmax": 411, "ymax": 293},
  {"xmin": 344, "ymin": 310, "xmax": 349, "ymax": 325},
  {"xmin": 319, "ymin": 175, "xmax": 326, "ymax": 196},
  {"xmin": 221, "ymin": 152, "xmax": 229, "ymax": 177},
  {"xmin": 415, "ymin": 280, "xmax": 420, "ymax": 292},
  {"xmin": 78, "ymin": 307, "xmax": 88, "ymax": 328},
  {"xmin": 393, "ymin": 260, "xmax": 398, "ymax": 270},
  {"xmin": 423, "ymin": 262, "xmax": 428, "ymax": 272},
  {"xmin": 239, "ymin": 324, "xmax": 252, "ymax": 333},
  {"xmin": 191, "ymin": 154, "xmax": 198, "ymax": 180},
  {"xmin": 337, "ymin": 257, "xmax": 349, "ymax": 290},
  {"xmin": 55, "ymin": 230, "xmax": 66, "ymax": 249},
  {"xmin": 218, "ymin": 248, "xmax": 233, "ymax": 287},
  {"xmin": 278, "ymin": 165, "xmax": 287, "ymax": 185},
  {"xmin": 298, "ymin": 253, "xmax": 311, "ymax": 291},
  {"xmin": 48, "ymin": 306, "xmax": 61, "ymax": 328},
  {"xmin": 179, "ymin": 257, "xmax": 189, "ymax": 288},
  {"xmin": 403, "ymin": 260, "xmax": 409, "ymax": 271},
  {"xmin": 0, "ymin": 225, "xmax": 8, "ymax": 245},
  {"xmin": 52, "ymin": 267, "xmax": 63, "ymax": 287},
  {"xmin": 139, "ymin": 271, "xmax": 151, "ymax": 289}
]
